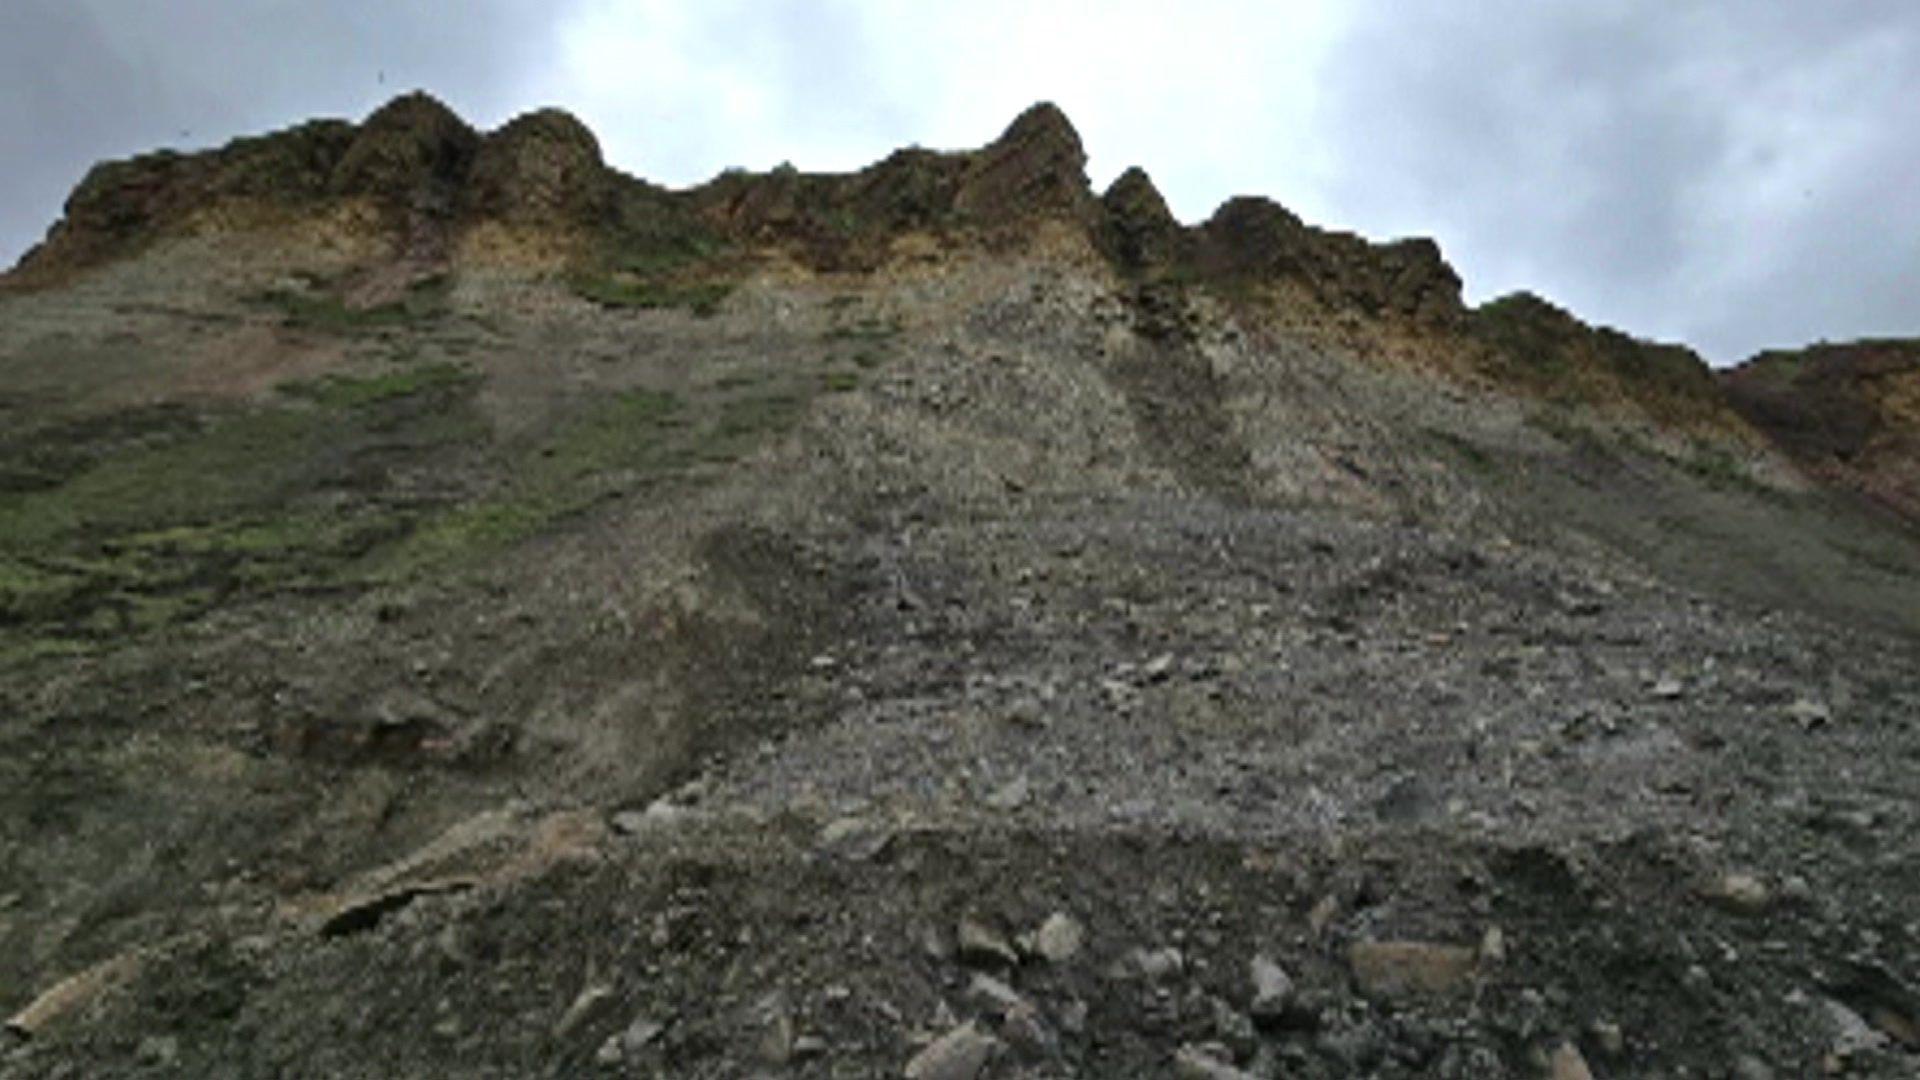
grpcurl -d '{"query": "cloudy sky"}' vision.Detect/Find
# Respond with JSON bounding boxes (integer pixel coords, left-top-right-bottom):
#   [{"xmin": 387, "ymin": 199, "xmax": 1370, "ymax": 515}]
[{"xmin": 4, "ymin": 1, "xmax": 1916, "ymax": 362}]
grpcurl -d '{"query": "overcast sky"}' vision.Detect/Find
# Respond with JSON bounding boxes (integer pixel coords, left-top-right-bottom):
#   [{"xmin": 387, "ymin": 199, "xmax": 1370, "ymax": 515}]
[{"xmin": 4, "ymin": 1, "xmax": 1916, "ymax": 362}]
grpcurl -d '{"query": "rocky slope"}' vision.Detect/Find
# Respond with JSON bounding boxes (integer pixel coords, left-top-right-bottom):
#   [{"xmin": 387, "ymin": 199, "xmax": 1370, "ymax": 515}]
[{"xmin": 1, "ymin": 95, "xmax": 1917, "ymax": 1079}]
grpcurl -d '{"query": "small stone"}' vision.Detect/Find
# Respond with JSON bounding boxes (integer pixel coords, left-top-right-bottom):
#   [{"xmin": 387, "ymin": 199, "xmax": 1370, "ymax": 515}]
[
  {"xmin": 1000, "ymin": 1000, "xmax": 1056, "ymax": 1058},
  {"xmin": 1211, "ymin": 997, "xmax": 1258, "ymax": 1060},
  {"xmin": 1125, "ymin": 946, "xmax": 1185, "ymax": 981},
  {"xmin": 818, "ymin": 817, "xmax": 894, "ymax": 860},
  {"xmin": 984, "ymin": 777, "xmax": 1031, "ymax": 811},
  {"xmin": 819, "ymin": 816, "xmax": 868, "ymax": 846},
  {"xmin": 1781, "ymin": 875, "xmax": 1814, "ymax": 905},
  {"xmin": 1033, "ymin": 912, "xmax": 1085, "ymax": 963},
  {"xmin": 620, "ymin": 1015, "xmax": 666, "ymax": 1054},
  {"xmin": 1706, "ymin": 872, "xmax": 1771, "ymax": 914},
  {"xmin": 968, "ymin": 972, "xmax": 1027, "ymax": 1014},
  {"xmin": 136, "ymin": 1035, "xmax": 179, "ymax": 1066},
  {"xmin": 1174, "ymin": 1043, "xmax": 1261, "ymax": 1079},
  {"xmin": 1308, "ymin": 894, "xmax": 1339, "ymax": 936},
  {"xmin": 904, "ymin": 1022, "xmax": 999, "ymax": 1080},
  {"xmin": 1248, "ymin": 956, "xmax": 1293, "ymax": 1021},
  {"xmin": 6, "ymin": 951, "xmax": 144, "ymax": 1038},
  {"xmin": 1549, "ymin": 1040, "xmax": 1594, "ymax": 1080},
  {"xmin": 1825, "ymin": 997, "xmax": 1891, "ymax": 1058},
  {"xmin": 753, "ymin": 993, "xmax": 795, "ymax": 1065},
  {"xmin": 793, "ymin": 1035, "xmax": 828, "ymax": 1059},
  {"xmin": 1480, "ymin": 926, "xmax": 1508, "ymax": 964},
  {"xmin": 1786, "ymin": 698, "xmax": 1831, "ymax": 729},
  {"xmin": 956, "ymin": 917, "xmax": 1019, "ymax": 968},
  {"xmin": 1348, "ymin": 941, "xmax": 1477, "ymax": 998},
  {"xmin": 612, "ymin": 799, "xmax": 689, "ymax": 834},
  {"xmin": 1143, "ymin": 653, "xmax": 1176, "ymax": 683},
  {"xmin": 1590, "ymin": 1020, "xmax": 1624, "ymax": 1057},
  {"xmin": 1732, "ymin": 1055, "xmax": 1777, "ymax": 1080},
  {"xmin": 595, "ymin": 1034, "xmax": 624, "ymax": 1065},
  {"xmin": 553, "ymin": 983, "xmax": 616, "ymax": 1039},
  {"xmin": 1651, "ymin": 676, "xmax": 1685, "ymax": 700}
]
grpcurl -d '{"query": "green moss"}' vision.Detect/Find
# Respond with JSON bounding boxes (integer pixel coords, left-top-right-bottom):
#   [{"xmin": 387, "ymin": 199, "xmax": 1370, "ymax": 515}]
[
  {"xmin": 251, "ymin": 274, "xmax": 450, "ymax": 332},
  {"xmin": 0, "ymin": 408, "xmax": 322, "ymax": 550},
  {"xmin": 0, "ymin": 364, "xmax": 485, "ymax": 655},
  {"xmin": 824, "ymin": 315, "xmax": 901, "ymax": 342},
  {"xmin": 570, "ymin": 273, "xmax": 731, "ymax": 316},
  {"xmin": 717, "ymin": 393, "xmax": 803, "ymax": 441},
  {"xmin": 821, "ymin": 372, "xmax": 861, "ymax": 393},
  {"xmin": 375, "ymin": 389, "xmax": 688, "ymax": 577},
  {"xmin": 1682, "ymin": 443, "xmax": 1757, "ymax": 491},
  {"xmin": 278, "ymin": 362, "xmax": 472, "ymax": 409}
]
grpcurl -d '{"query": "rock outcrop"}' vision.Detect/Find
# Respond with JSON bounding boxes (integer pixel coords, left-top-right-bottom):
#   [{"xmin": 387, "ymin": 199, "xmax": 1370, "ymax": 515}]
[
  {"xmin": 7, "ymin": 93, "xmax": 1918, "ymax": 526},
  {"xmin": 1723, "ymin": 340, "xmax": 1920, "ymax": 521}
]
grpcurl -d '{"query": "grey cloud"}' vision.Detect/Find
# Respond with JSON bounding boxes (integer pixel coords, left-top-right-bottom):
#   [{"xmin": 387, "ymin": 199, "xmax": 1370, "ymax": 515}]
[{"xmin": 1314, "ymin": 1, "xmax": 1920, "ymax": 359}]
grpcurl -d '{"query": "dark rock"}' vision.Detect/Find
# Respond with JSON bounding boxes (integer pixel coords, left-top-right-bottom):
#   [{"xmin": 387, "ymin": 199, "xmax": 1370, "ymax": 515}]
[
  {"xmin": 470, "ymin": 108, "xmax": 609, "ymax": 225},
  {"xmin": 954, "ymin": 103, "xmax": 1093, "ymax": 223},
  {"xmin": 329, "ymin": 92, "xmax": 480, "ymax": 206}
]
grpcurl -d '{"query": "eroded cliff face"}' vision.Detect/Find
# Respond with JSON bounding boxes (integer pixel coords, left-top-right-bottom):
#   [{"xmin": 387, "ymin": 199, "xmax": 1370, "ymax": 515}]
[
  {"xmin": 6, "ymin": 94, "xmax": 1777, "ymax": 464},
  {"xmin": 1723, "ymin": 340, "xmax": 1920, "ymax": 523},
  {"xmin": 2, "ymin": 95, "xmax": 1918, "ymax": 1080}
]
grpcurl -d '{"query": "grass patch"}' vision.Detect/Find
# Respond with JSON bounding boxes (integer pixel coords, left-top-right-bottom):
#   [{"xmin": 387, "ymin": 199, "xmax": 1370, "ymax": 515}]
[
  {"xmin": 251, "ymin": 274, "xmax": 450, "ymax": 333},
  {"xmin": 824, "ymin": 315, "xmax": 901, "ymax": 343},
  {"xmin": 0, "ymin": 369, "xmax": 484, "ymax": 658},
  {"xmin": 821, "ymin": 372, "xmax": 861, "ymax": 393},
  {"xmin": 1682, "ymin": 443, "xmax": 1757, "ymax": 491},
  {"xmin": 717, "ymin": 393, "xmax": 804, "ymax": 441},
  {"xmin": 278, "ymin": 362, "xmax": 472, "ymax": 409},
  {"xmin": 375, "ymin": 389, "xmax": 689, "ymax": 577},
  {"xmin": 569, "ymin": 273, "xmax": 731, "ymax": 317}
]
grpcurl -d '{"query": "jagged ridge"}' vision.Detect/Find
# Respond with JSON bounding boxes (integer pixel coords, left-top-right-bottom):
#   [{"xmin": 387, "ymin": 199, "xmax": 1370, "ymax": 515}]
[{"xmin": 9, "ymin": 91, "xmax": 1915, "ymax": 511}]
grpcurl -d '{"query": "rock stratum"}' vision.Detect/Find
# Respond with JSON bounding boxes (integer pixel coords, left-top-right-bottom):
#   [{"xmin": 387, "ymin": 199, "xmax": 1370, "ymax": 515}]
[{"xmin": 2, "ymin": 94, "xmax": 1918, "ymax": 1078}]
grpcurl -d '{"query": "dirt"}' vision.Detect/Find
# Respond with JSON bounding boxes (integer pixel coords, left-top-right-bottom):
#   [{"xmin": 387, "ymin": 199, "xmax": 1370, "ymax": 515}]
[{"xmin": 2, "ymin": 98, "xmax": 1919, "ymax": 1079}]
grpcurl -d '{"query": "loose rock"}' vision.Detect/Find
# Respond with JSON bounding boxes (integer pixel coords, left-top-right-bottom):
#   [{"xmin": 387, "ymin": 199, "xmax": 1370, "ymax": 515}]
[
  {"xmin": 1549, "ymin": 1040, "xmax": 1594, "ymax": 1080},
  {"xmin": 6, "ymin": 951, "xmax": 145, "ymax": 1038},
  {"xmin": 904, "ymin": 1022, "xmax": 999, "ymax": 1080},
  {"xmin": 1348, "ymin": 941, "xmax": 1477, "ymax": 998},
  {"xmin": 968, "ymin": 972, "xmax": 1027, "ymax": 1014},
  {"xmin": 984, "ymin": 776, "xmax": 1031, "ymax": 811},
  {"xmin": 553, "ymin": 983, "xmax": 616, "ymax": 1040},
  {"xmin": 1706, "ymin": 872, "xmax": 1771, "ymax": 914},
  {"xmin": 1480, "ymin": 925, "xmax": 1508, "ymax": 964},
  {"xmin": 956, "ymin": 917, "xmax": 1019, "ymax": 968},
  {"xmin": 1174, "ymin": 1042, "xmax": 1261, "ymax": 1079},
  {"xmin": 1248, "ymin": 955, "xmax": 1294, "ymax": 1022},
  {"xmin": 1032, "ymin": 912, "xmax": 1085, "ymax": 963},
  {"xmin": 1121, "ymin": 946, "xmax": 1185, "ymax": 981},
  {"xmin": 1786, "ymin": 698, "xmax": 1832, "ymax": 729}
]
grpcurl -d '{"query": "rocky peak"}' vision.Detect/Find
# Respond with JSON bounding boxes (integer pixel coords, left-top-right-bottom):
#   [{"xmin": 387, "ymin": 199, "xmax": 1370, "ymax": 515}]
[
  {"xmin": 953, "ymin": 101, "xmax": 1093, "ymax": 221},
  {"xmin": 470, "ymin": 108, "xmax": 608, "ymax": 225},
  {"xmin": 328, "ymin": 91, "xmax": 480, "ymax": 208},
  {"xmin": 1101, "ymin": 166, "xmax": 1183, "ymax": 268}
]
